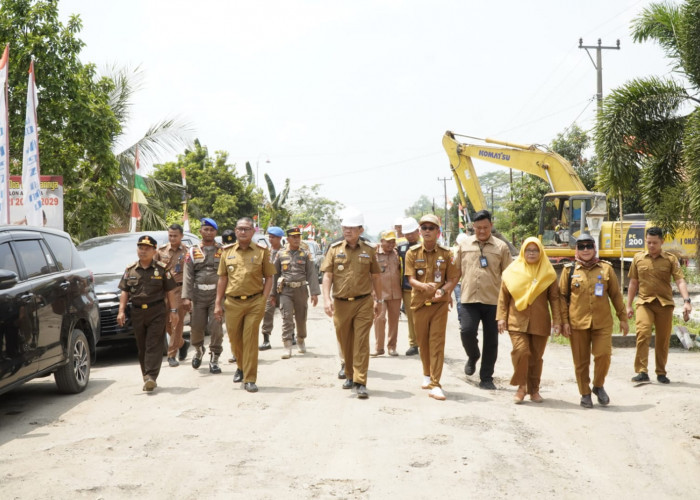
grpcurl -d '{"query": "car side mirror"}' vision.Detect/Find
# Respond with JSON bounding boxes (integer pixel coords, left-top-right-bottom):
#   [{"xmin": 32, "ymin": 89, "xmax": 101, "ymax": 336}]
[{"xmin": 0, "ymin": 269, "xmax": 19, "ymax": 290}]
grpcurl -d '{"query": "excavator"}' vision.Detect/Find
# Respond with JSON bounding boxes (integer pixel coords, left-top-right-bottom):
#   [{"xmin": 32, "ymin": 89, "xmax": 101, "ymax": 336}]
[{"xmin": 442, "ymin": 130, "xmax": 697, "ymax": 264}]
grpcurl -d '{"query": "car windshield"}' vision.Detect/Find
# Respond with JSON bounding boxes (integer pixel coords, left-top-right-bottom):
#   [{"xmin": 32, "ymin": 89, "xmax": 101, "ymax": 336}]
[{"xmin": 77, "ymin": 232, "xmax": 200, "ymax": 275}]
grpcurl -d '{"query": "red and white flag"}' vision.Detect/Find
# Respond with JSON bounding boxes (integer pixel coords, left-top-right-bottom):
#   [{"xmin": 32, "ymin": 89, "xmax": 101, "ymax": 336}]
[
  {"xmin": 0, "ymin": 45, "xmax": 9, "ymax": 224},
  {"xmin": 22, "ymin": 60, "xmax": 42, "ymax": 227}
]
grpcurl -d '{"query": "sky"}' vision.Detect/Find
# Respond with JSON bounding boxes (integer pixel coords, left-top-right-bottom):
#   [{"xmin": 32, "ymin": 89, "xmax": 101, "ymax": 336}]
[{"xmin": 58, "ymin": 0, "xmax": 675, "ymax": 236}]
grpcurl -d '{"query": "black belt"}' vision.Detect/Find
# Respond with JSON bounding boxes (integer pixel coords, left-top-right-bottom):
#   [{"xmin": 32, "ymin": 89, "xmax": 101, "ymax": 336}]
[
  {"xmin": 132, "ymin": 300, "xmax": 165, "ymax": 310},
  {"xmin": 228, "ymin": 292, "xmax": 262, "ymax": 300},
  {"xmin": 334, "ymin": 294, "xmax": 370, "ymax": 302}
]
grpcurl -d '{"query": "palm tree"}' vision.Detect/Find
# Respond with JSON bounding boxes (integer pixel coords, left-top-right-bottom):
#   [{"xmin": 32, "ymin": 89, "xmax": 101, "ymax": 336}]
[
  {"xmin": 105, "ymin": 65, "xmax": 193, "ymax": 231},
  {"xmin": 595, "ymin": 0, "xmax": 700, "ymax": 234}
]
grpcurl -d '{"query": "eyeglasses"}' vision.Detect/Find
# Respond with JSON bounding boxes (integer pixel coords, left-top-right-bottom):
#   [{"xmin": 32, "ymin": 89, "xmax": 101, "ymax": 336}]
[
  {"xmin": 524, "ymin": 248, "xmax": 540, "ymax": 254},
  {"xmin": 235, "ymin": 227, "xmax": 254, "ymax": 232},
  {"xmin": 577, "ymin": 243, "xmax": 595, "ymax": 250},
  {"xmin": 420, "ymin": 225, "xmax": 438, "ymax": 231}
]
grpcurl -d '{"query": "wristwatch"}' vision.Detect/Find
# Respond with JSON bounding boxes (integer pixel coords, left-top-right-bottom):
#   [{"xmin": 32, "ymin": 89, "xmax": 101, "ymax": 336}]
[
  {"xmin": 170, "ymin": 308, "xmax": 178, "ymax": 312},
  {"xmin": 375, "ymin": 299, "xmax": 384, "ymax": 304},
  {"xmin": 684, "ymin": 298, "xmax": 692, "ymax": 303}
]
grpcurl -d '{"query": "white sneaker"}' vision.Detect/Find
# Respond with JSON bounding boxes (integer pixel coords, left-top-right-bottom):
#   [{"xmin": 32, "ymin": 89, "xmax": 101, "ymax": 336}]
[
  {"xmin": 429, "ymin": 387, "xmax": 446, "ymax": 401},
  {"xmin": 421, "ymin": 376, "xmax": 431, "ymax": 389},
  {"xmin": 281, "ymin": 348, "xmax": 292, "ymax": 359},
  {"xmin": 297, "ymin": 340, "xmax": 306, "ymax": 353}
]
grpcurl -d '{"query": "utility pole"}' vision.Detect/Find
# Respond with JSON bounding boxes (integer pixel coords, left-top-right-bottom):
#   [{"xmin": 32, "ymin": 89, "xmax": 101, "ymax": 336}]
[
  {"xmin": 438, "ymin": 176, "xmax": 452, "ymax": 244},
  {"xmin": 578, "ymin": 38, "xmax": 620, "ymax": 113}
]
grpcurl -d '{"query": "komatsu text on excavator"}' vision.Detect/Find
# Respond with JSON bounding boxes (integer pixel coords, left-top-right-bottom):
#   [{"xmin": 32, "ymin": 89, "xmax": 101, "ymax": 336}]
[{"xmin": 442, "ymin": 131, "xmax": 696, "ymax": 264}]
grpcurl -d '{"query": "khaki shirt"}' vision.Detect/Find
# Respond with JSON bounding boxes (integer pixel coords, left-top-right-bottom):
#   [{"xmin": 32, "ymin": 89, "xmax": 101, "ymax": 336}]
[
  {"xmin": 628, "ymin": 250, "xmax": 684, "ymax": 306},
  {"xmin": 181, "ymin": 243, "xmax": 222, "ymax": 300},
  {"xmin": 559, "ymin": 261, "xmax": 626, "ymax": 330},
  {"xmin": 320, "ymin": 239, "xmax": 380, "ymax": 298},
  {"xmin": 274, "ymin": 245, "xmax": 321, "ymax": 297},
  {"xmin": 118, "ymin": 260, "xmax": 177, "ymax": 305},
  {"xmin": 496, "ymin": 281, "xmax": 561, "ymax": 336},
  {"xmin": 217, "ymin": 242, "xmax": 276, "ymax": 297},
  {"xmin": 376, "ymin": 247, "xmax": 402, "ymax": 301},
  {"xmin": 457, "ymin": 234, "xmax": 512, "ymax": 305},
  {"xmin": 405, "ymin": 243, "xmax": 460, "ymax": 310},
  {"xmin": 155, "ymin": 242, "xmax": 189, "ymax": 284}
]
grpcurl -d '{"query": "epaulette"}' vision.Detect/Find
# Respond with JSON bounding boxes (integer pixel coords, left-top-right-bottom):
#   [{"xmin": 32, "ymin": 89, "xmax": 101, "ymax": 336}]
[
  {"xmin": 155, "ymin": 261, "xmax": 168, "ymax": 268},
  {"xmin": 257, "ymin": 241, "xmax": 269, "ymax": 249},
  {"xmin": 409, "ymin": 243, "xmax": 422, "ymax": 251},
  {"xmin": 361, "ymin": 240, "xmax": 376, "ymax": 249},
  {"xmin": 438, "ymin": 244, "xmax": 451, "ymax": 251},
  {"xmin": 563, "ymin": 262, "xmax": 574, "ymax": 268},
  {"xmin": 222, "ymin": 243, "xmax": 236, "ymax": 249},
  {"xmin": 330, "ymin": 240, "xmax": 343, "ymax": 247},
  {"xmin": 599, "ymin": 259, "xmax": 612, "ymax": 266},
  {"xmin": 300, "ymin": 241, "xmax": 310, "ymax": 250},
  {"xmin": 127, "ymin": 260, "xmax": 139, "ymax": 269},
  {"xmin": 158, "ymin": 243, "xmax": 169, "ymax": 250}
]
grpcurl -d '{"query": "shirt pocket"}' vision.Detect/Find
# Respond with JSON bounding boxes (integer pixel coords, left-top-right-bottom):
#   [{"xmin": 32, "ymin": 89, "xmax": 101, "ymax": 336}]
[{"xmin": 413, "ymin": 261, "xmax": 428, "ymax": 281}]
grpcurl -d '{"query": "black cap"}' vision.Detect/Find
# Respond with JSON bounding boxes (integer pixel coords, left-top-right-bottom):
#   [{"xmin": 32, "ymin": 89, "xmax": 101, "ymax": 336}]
[
  {"xmin": 576, "ymin": 233, "xmax": 595, "ymax": 243},
  {"xmin": 137, "ymin": 235, "xmax": 157, "ymax": 248},
  {"xmin": 221, "ymin": 229, "xmax": 236, "ymax": 244},
  {"xmin": 286, "ymin": 227, "xmax": 302, "ymax": 236}
]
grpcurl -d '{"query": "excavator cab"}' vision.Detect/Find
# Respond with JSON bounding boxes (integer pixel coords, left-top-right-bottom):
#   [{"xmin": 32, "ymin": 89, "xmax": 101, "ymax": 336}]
[{"xmin": 539, "ymin": 192, "xmax": 607, "ymax": 258}]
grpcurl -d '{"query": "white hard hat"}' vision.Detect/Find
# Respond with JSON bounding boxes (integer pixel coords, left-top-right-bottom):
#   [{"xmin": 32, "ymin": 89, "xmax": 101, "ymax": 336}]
[
  {"xmin": 341, "ymin": 208, "xmax": 364, "ymax": 227},
  {"xmin": 456, "ymin": 233, "xmax": 468, "ymax": 245},
  {"xmin": 402, "ymin": 217, "xmax": 419, "ymax": 233}
]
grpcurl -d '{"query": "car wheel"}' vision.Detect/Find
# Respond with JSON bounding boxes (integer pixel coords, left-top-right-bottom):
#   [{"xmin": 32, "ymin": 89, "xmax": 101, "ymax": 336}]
[{"xmin": 55, "ymin": 328, "xmax": 91, "ymax": 394}]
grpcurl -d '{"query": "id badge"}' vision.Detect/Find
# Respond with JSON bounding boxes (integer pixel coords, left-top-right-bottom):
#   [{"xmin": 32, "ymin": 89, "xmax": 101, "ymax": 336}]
[
  {"xmin": 174, "ymin": 264, "xmax": 182, "ymax": 273},
  {"xmin": 594, "ymin": 282, "xmax": 604, "ymax": 297},
  {"xmin": 479, "ymin": 256, "xmax": 488, "ymax": 268}
]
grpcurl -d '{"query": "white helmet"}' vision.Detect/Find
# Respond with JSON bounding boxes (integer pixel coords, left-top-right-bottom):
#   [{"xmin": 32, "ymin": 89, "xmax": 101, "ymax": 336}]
[
  {"xmin": 341, "ymin": 208, "xmax": 364, "ymax": 227},
  {"xmin": 402, "ymin": 217, "xmax": 419, "ymax": 233}
]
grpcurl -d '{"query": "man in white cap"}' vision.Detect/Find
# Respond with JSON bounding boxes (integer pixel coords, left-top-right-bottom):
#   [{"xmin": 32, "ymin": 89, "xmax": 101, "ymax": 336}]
[
  {"xmin": 372, "ymin": 229, "xmax": 402, "ymax": 356},
  {"xmin": 397, "ymin": 217, "xmax": 421, "ymax": 355},
  {"xmin": 321, "ymin": 208, "xmax": 382, "ymax": 399}
]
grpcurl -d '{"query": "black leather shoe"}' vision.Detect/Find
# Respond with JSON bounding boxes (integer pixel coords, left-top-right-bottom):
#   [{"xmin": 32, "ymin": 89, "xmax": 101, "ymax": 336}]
[
  {"xmin": 233, "ymin": 369, "xmax": 243, "ymax": 383},
  {"xmin": 580, "ymin": 394, "xmax": 593, "ymax": 408},
  {"xmin": 342, "ymin": 379, "xmax": 354, "ymax": 389},
  {"xmin": 209, "ymin": 354, "xmax": 222, "ymax": 374},
  {"xmin": 405, "ymin": 346, "xmax": 419, "ymax": 356},
  {"xmin": 178, "ymin": 340, "xmax": 190, "ymax": 361},
  {"xmin": 592, "ymin": 386, "xmax": 610, "ymax": 405},
  {"xmin": 657, "ymin": 374, "xmax": 671, "ymax": 384},
  {"xmin": 631, "ymin": 372, "xmax": 650, "ymax": 383},
  {"xmin": 259, "ymin": 341, "xmax": 271, "ymax": 351},
  {"xmin": 479, "ymin": 380, "xmax": 496, "ymax": 390},
  {"xmin": 244, "ymin": 382, "xmax": 258, "ymax": 393},
  {"xmin": 464, "ymin": 359, "xmax": 476, "ymax": 376},
  {"xmin": 338, "ymin": 363, "xmax": 346, "ymax": 380},
  {"xmin": 356, "ymin": 384, "xmax": 369, "ymax": 399}
]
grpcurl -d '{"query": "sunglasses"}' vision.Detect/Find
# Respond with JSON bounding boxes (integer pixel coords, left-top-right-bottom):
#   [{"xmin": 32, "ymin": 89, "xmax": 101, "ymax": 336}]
[
  {"xmin": 420, "ymin": 225, "xmax": 438, "ymax": 231},
  {"xmin": 577, "ymin": 243, "xmax": 595, "ymax": 250}
]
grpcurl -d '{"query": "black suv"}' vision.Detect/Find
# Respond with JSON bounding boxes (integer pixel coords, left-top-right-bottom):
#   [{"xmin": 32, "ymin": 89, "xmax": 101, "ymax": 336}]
[{"xmin": 0, "ymin": 226, "xmax": 100, "ymax": 396}]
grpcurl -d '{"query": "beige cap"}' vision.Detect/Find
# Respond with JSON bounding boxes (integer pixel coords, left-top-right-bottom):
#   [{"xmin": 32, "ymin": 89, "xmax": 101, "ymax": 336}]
[{"xmin": 419, "ymin": 214, "xmax": 441, "ymax": 227}]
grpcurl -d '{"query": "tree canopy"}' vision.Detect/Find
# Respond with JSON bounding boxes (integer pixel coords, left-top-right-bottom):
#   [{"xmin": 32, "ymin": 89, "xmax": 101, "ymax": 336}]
[
  {"xmin": 595, "ymin": 0, "xmax": 700, "ymax": 235},
  {"xmin": 0, "ymin": 0, "xmax": 121, "ymax": 240},
  {"xmin": 152, "ymin": 140, "xmax": 259, "ymax": 231}
]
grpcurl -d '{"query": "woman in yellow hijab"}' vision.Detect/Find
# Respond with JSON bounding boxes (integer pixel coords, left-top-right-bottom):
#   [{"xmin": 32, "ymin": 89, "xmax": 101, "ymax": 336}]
[{"xmin": 496, "ymin": 237, "xmax": 561, "ymax": 403}]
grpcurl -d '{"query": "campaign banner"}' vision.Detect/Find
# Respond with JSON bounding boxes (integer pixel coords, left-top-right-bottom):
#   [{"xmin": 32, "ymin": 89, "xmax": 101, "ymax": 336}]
[
  {"xmin": 22, "ymin": 61, "xmax": 42, "ymax": 227},
  {"xmin": 9, "ymin": 175, "xmax": 63, "ymax": 230},
  {"xmin": 0, "ymin": 45, "xmax": 9, "ymax": 224}
]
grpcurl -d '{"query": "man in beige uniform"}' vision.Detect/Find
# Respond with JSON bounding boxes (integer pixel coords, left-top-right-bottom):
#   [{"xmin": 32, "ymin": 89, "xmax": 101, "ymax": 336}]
[
  {"xmin": 406, "ymin": 215, "xmax": 460, "ymax": 401},
  {"xmin": 259, "ymin": 226, "xmax": 284, "ymax": 351},
  {"xmin": 397, "ymin": 217, "xmax": 421, "ymax": 355},
  {"xmin": 627, "ymin": 226, "xmax": 692, "ymax": 384},
  {"xmin": 214, "ymin": 217, "xmax": 276, "ymax": 393},
  {"xmin": 457, "ymin": 210, "xmax": 512, "ymax": 389},
  {"xmin": 321, "ymin": 209, "xmax": 382, "ymax": 399},
  {"xmin": 272, "ymin": 227, "xmax": 321, "ymax": 359},
  {"xmin": 372, "ymin": 230, "xmax": 402, "ymax": 357},
  {"xmin": 155, "ymin": 223, "xmax": 190, "ymax": 367}
]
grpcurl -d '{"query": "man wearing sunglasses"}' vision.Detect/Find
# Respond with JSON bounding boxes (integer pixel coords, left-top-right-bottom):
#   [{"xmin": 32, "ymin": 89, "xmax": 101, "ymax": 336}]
[
  {"xmin": 456, "ymin": 210, "xmax": 513, "ymax": 390},
  {"xmin": 405, "ymin": 215, "xmax": 460, "ymax": 400},
  {"xmin": 627, "ymin": 226, "xmax": 692, "ymax": 384}
]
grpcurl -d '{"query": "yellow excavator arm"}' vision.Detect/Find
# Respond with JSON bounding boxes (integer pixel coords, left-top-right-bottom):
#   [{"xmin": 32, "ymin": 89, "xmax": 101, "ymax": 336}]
[{"xmin": 442, "ymin": 131, "xmax": 586, "ymax": 213}]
